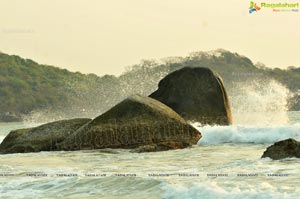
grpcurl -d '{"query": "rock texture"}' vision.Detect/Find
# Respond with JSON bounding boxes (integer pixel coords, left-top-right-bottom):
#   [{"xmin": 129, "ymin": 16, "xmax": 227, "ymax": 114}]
[
  {"xmin": 149, "ymin": 67, "xmax": 233, "ymax": 125},
  {"xmin": 59, "ymin": 94, "xmax": 201, "ymax": 152},
  {"xmin": 261, "ymin": 138, "xmax": 300, "ymax": 160},
  {"xmin": 0, "ymin": 118, "xmax": 91, "ymax": 154}
]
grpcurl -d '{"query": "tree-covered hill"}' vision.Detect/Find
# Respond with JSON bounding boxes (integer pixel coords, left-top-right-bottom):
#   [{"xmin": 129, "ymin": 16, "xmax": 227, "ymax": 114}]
[
  {"xmin": 0, "ymin": 49, "xmax": 299, "ymax": 122},
  {"xmin": 0, "ymin": 53, "xmax": 78, "ymax": 113}
]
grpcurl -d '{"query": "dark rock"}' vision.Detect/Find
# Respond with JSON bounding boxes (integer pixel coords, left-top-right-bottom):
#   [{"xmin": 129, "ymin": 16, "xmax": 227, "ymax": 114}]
[
  {"xmin": 261, "ymin": 138, "xmax": 300, "ymax": 160},
  {"xmin": 131, "ymin": 142, "xmax": 191, "ymax": 153},
  {"xmin": 0, "ymin": 118, "xmax": 91, "ymax": 154},
  {"xmin": 149, "ymin": 67, "xmax": 233, "ymax": 125},
  {"xmin": 59, "ymin": 94, "xmax": 201, "ymax": 152}
]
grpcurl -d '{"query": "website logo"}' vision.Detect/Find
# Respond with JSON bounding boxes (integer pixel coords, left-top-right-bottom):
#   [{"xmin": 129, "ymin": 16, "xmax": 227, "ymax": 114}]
[
  {"xmin": 249, "ymin": 1, "xmax": 261, "ymax": 13},
  {"xmin": 249, "ymin": 2, "xmax": 299, "ymax": 13}
]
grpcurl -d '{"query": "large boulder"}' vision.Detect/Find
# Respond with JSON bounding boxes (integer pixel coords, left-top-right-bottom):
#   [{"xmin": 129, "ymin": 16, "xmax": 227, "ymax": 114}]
[
  {"xmin": 261, "ymin": 138, "xmax": 300, "ymax": 160},
  {"xmin": 59, "ymin": 94, "xmax": 201, "ymax": 152},
  {"xmin": 149, "ymin": 67, "xmax": 233, "ymax": 125},
  {"xmin": 0, "ymin": 118, "xmax": 91, "ymax": 154}
]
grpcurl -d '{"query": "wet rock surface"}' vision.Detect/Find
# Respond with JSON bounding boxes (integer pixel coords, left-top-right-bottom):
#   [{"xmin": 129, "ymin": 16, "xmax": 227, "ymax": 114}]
[
  {"xmin": 59, "ymin": 95, "xmax": 201, "ymax": 152},
  {"xmin": 150, "ymin": 67, "xmax": 233, "ymax": 125},
  {"xmin": 261, "ymin": 138, "xmax": 300, "ymax": 160}
]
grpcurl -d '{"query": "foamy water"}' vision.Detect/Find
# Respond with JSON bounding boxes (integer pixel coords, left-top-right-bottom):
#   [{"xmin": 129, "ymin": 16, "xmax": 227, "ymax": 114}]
[
  {"xmin": 0, "ymin": 140, "xmax": 300, "ymax": 199},
  {"xmin": 1, "ymin": 113, "xmax": 300, "ymax": 199},
  {"xmin": 1, "ymin": 79, "xmax": 300, "ymax": 199},
  {"xmin": 229, "ymin": 79, "xmax": 290, "ymax": 126},
  {"xmin": 195, "ymin": 124, "xmax": 300, "ymax": 145}
]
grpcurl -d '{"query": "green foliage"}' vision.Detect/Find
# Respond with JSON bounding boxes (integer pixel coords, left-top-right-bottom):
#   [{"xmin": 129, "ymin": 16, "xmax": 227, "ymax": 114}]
[{"xmin": 0, "ymin": 53, "xmax": 88, "ymax": 114}]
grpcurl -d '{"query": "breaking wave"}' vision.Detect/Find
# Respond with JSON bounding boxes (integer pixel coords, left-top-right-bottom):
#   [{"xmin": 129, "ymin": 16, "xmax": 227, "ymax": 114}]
[
  {"xmin": 194, "ymin": 123, "xmax": 300, "ymax": 145},
  {"xmin": 228, "ymin": 79, "xmax": 291, "ymax": 126}
]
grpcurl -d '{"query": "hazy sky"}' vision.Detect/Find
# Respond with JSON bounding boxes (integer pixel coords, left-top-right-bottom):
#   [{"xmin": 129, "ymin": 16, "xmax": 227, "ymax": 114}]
[{"xmin": 0, "ymin": 0, "xmax": 299, "ymax": 76}]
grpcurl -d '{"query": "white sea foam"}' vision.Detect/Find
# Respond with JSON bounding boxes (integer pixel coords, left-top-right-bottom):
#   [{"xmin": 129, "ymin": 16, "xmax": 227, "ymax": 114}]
[
  {"xmin": 1, "ymin": 124, "xmax": 300, "ymax": 199},
  {"xmin": 194, "ymin": 124, "xmax": 300, "ymax": 145},
  {"xmin": 229, "ymin": 79, "xmax": 290, "ymax": 126},
  {"xmin": 161, "ymin": 181, "xmax": 299, "ymax": 199}
]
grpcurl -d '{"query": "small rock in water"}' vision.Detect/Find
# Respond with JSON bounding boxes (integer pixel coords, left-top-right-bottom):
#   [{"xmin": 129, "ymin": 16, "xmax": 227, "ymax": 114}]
[{"xmin": 261, "ymin": 138, "xmax": 300, "ymax": 160}]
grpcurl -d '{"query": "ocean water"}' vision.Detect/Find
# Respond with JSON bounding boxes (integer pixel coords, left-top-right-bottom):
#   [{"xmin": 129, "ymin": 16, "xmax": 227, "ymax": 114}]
[
  {"xmin": 1, "ymin": 80, "xmax": 300, "ymax": 199},
  {"xmin": 1, "ymin": 111, "xmax": 300, "ymax": 199}
]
